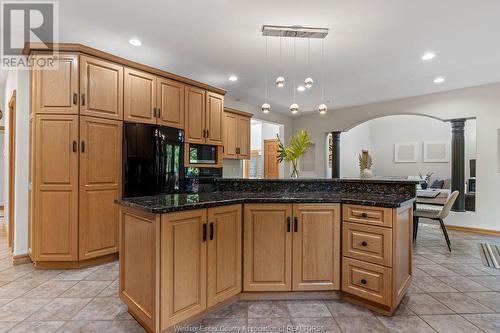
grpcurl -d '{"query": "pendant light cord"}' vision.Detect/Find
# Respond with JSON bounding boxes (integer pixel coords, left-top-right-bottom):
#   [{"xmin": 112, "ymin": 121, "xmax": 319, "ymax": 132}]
[
  {"xmin": 321, "ymin": 39, "xmax": 325, "ymax": 101},
  {"xmin": 265, "ymin": 36, "xmax": 268, "ymax": 103},
  {"xmin": 293, "ymin": 37, "xmax": 296, "ymax": 102}
]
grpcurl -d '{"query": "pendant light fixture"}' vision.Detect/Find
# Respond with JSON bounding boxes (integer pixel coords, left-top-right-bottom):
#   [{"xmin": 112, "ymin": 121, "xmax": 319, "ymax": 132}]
[
  {"xmin": 262, "ymin": 36, "xmax": 271, "ymax": 113},
  {"xmin": 304, "ymin": 38, "xmax": 314, "ymax": 89},
  {"xmin": 276, "ymin": 37, "xmax": 285, "ymax": 88},
  {"xmin": 290, "ymin": 37, "xmax": 299, "ymax": 114},
  {"xmin": 318, "ymin": 39, "xmax": 327, "ymax": 115}
]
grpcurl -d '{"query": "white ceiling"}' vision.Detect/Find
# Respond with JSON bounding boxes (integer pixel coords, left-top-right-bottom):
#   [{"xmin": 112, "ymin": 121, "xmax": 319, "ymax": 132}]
[{"xmin": 23, "ymin": 0, "xmax": 500, "ymax": 114}]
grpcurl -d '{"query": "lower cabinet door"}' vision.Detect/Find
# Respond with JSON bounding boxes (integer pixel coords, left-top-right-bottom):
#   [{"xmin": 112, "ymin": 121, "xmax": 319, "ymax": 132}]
[
  {"xmin": 243, "ymin": 204, "xmax": 292, "ymax": 291},
  {"xmin": 292, "ymin": 204, "xmax": 341, "ymax": 291},
  {"xmin": 161, "ymin": 209, "xmax": 207, "ymax": 329},
  {"xmin": 79, "ymin": 116, "xmax": 122, "ymax": 260},
  {"xmin": 207, "ymin": 205, "xmax": 242, "ymax": 307}
]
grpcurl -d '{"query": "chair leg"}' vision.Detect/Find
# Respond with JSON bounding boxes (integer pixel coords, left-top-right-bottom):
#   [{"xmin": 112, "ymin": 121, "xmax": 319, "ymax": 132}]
[{"xmin": 438, "ymin": 218, "xmax": 451, "ymax": 252}]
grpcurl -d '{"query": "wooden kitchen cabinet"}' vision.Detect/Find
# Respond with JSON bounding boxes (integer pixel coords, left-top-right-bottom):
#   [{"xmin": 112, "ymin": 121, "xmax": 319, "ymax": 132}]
[
  {"xmin": 161, "ymin": 209, "xmax": 208, "ymax": 328},
  {"xmin": 223, "ymin": 108, "xmax": 252, "ymax": 159},
  {"xmin": 292, "ymin": 204, "xmax": 341, "ymax": 291},
  {"xmin": 32, "ymin": 114, "xmax": 79, "ymax": 261},
  {"xmin": 185, "ymin": 87, "xmax": 224, "ymax": 145},
  {"xmin": 79, "ymin": 116, "xmax": 122, "ymax": 260},
  {"xmin": 124, "ymin": 68, "xmax": 157, "ymax": 124},
  {"xmin": 207, "ymin": 205, "xmax": 242, "ymax": 307},
  {"xmin": 32, "ymin": 53, "xmax": 79, "ymax": 115},
  {"xmin": 156, "ymin": 77, "xmax": 185, "ymax": 128},
  {"xmin": 243, "ymin": 204, "xmax": 292, "ymax": 291},
  {"xmin": 244, "ymin": 203, "xmax": 341, "ymax": 292},
  {"xmin": 80, "ymin": 55, "xmax": 123, "ymax": 120},
  {"xmin": 341, "ymin": 203, "xmax": 413, "ymax": 314},
  {"xmin": 185, "ymin": 86, "xmax": 206, "ymax": 144},
  {"xmin": 205, "ymin": 91, "xmax": 224, "ymax": 145}
]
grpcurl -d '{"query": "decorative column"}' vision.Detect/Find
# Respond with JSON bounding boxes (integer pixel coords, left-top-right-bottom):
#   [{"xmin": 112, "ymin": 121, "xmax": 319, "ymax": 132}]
[
  {"xmin": 331, "ymin": 131, "xmax": 341, "ymax": 178},
  {"xmin": 451, "ymin": 119, "xmax": 466, "ymax": 211}
]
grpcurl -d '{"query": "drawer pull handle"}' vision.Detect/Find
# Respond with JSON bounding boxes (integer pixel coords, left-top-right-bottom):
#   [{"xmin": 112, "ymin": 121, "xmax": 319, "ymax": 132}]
[
  {"xmin": 287, "ymin": 217, "xmax": 291, "ymax": 232},
  {"xmin": 361, "ymin": 212, "xmax": 368, "ymax": 218},
  {"xmin": 361, "ymin": 279, "xmax": 367, "ymax": 285},
  {"xmin": 361, "ymin": 241, "xmax": 368, "ymax": 247}
]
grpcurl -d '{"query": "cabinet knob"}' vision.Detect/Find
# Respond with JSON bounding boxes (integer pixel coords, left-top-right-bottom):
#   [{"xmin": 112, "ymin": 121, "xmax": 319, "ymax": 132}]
[
  {"xmin": 361, "ymin": 279, "xmax": 367, "ymax": 285},
  {"xmin": 361, "ymin": 241, "xmax": 368, "ymax": 247},
  {"xmin": 361, "ymin": 212, "xmax": 368, "ymax": 218}
]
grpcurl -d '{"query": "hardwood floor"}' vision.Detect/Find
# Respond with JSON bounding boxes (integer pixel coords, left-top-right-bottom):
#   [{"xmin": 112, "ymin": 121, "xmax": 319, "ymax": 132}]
[{"xmin": 0, "ymin": 221, "xmax": 498, "ymax": 332}]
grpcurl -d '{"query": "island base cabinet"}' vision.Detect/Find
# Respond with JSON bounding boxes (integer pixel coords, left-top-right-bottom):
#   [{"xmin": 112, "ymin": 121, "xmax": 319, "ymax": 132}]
[
  {"xmin": 341, "ymin": 204, "xmax": 413, "ymax": 315},
  {"xmin": 243, "ymin": 203, "xmax": 341, "ymax": 292},
  {"xmin": 119, "ymin": 207, "xmax": 160, "ymax": 333}
]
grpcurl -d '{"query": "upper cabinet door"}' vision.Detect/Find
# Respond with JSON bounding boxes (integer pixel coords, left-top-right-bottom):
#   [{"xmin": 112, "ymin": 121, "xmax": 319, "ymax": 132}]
[
  {"xmin": 79, "ymin": 116, "xmax": 122, "ymax": 260},
  {"xmin": 185, "ymin": 86, "xmax": 206, "ymax": 144},
  {"xmin": 80, "ymin": 55, "xmax": 123, "ymax": 120},
  {"xmin": 223, "ymin": 112, "xmax": 238, "ymax": 159},
  {"xmin": 292, "ymin": 204, "xmax": 341, "ymax": 291},
  {"xmin": 32, "ymin": 53, "xmax": 79, "ymax": 115},
  {"xmin": 157, "ymin": 77, "xmax": 184, "ymax": 129},
  {"xmin": 124, "ymin": 68, "xmax": 157, "ymax": 124},
  {"xmin": 33, "ymin": 114, "xmax": 79, "ymax": 261},
  {"xmin": 205, "ymin": 92, "xmax": 224, "ymax": 145},
  {"xmin": 237, "ymin": 115, "xmax": 251, "ymax": 159}
]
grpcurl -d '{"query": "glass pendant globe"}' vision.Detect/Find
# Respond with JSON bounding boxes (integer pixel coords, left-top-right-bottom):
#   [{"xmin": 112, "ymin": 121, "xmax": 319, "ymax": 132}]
[
  {"xmin": 276, "ymin": 76, "xmax": 285, "ymax": 88},
  {"xmin": 261, "ymin": 103, "xmax": 271, "ymax": 113},
  {"xmin": 290, "ymin": 103, "xmax": 299, "ymax": 114},
  {"xmin": 304, "ymin": 77, "xmax": 314, "ymax": 89},
  {"xmin": 318, "ymin": 103, "xmax": 327, "ymax": 114}
]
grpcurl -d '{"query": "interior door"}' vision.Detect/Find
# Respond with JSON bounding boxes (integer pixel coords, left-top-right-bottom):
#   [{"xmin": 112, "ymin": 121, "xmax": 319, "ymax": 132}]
[
  {"xmin": 185, "ymin": 86, "xmax": 206, "ymax": 144},
  {"xmin": 79, "ymin": 116, "xmax": 122, "ymax": 260},
  {"xmin": 32, "ymin": 53, "xmax": 79, "ymax": 115},
  {"xmin": 161, "ymin": 209, "xmax": 207, "ymax": 328},
  {"xmin": 223, "ymin": 112, "xmax": 238, "ymax": 159},
  {"xmin": 34, "ymin": 115, "xmax": 79, "ymax": 261},
  {"xmin": 264, "ymin": 139, "xmax": 280, "ymax": 179},
  {"xmin": 157, "ymin": 77, "xmax": 184, "ymax": 128},
  {"xmin": 207, "ymin": 205, "xmax": 242, "ymax": 306},
  {"xmin": 124, "ymin": 68, "xmax": 157, "ymax": 124},
  {"xmin": 243, "ymin": 204, "xmax": 292, "ymax": 291},
  {"xmin": 80, "ymin": 55, "xmax": 123, "ymax": 120},
  {"xmin": 205, "ymin": 92, "xmax": 223, "ymax": 145},
  {"xmin": 237, "ymin": 115, "xmax": 251, "ymax": 159},
  {"xmin": 292, "ymin": 204, "xmax": 341, "ymax": 291}
]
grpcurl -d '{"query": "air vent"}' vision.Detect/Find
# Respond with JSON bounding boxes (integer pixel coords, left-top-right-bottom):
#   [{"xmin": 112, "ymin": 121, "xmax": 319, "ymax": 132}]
[{"xmin": 262, "ymin": 25, "xmax": 329, "ymax": 39}]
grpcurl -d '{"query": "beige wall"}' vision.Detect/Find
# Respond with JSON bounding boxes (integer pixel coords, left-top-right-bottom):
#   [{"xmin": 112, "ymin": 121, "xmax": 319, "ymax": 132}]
[{"xmin": 293, "ymin": 83, "xmax": 500, "ymax": 231}]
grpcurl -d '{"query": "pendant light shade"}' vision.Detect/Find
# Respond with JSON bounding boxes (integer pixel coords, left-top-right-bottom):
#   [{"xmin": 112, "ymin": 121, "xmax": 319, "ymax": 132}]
[
  {"xmin": 276, "ymin": 76, "xmax": 285, "ymax": 88},
  {"xmin": 304, "ymin": 77, "xmax": 313, "ymax": 89},
  {"xmin": 290, "ymin": 103, "xmax": 299, "ymax": 114},
  {"xmin": 261, "ymin": 103, "xmax": 271, "ymax": 113},
  {"xmin": 318, "ymin": 103, "xmax": 327, "ymax": 114}
]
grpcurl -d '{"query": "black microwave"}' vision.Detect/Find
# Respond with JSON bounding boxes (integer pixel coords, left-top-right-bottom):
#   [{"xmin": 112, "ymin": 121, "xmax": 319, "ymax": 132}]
[{"xmin": 189, "ymin": 144, "xmax": 218, "ymax": 164}]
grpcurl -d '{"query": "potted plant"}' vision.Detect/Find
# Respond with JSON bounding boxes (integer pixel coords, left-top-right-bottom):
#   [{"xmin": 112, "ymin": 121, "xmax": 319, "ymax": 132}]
[{"xmin": 277, "ymin": 130, "xmax": 312, "ymax": 178}]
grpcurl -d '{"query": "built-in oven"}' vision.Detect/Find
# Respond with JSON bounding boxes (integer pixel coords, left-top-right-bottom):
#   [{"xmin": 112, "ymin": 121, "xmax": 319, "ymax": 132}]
[
  {"xmin": 184, "ymin": 167, "xmax": 222, "ymax": 193},
  {"xmin": 188, "ymin": 144, "xmax": 218, "ymax": 165}
]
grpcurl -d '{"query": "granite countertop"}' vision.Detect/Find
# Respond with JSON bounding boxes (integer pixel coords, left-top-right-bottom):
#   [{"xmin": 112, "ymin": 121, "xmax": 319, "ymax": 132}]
[
  {"xmin": 117, "ymin": 191, "xmax": 415, "ymax": 214},
  {"xmin": 218, "ymin": 177, "xmax": 421, "ymax": 185}
]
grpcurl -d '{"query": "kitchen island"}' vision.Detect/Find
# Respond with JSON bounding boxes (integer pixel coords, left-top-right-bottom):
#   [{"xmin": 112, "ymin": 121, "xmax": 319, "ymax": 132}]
[{"xmin": 117, "ymin": 178, "xmax": 417, "ymax": 332}]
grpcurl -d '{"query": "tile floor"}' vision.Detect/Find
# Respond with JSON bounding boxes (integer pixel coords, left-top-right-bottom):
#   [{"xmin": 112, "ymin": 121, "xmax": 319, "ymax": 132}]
[{"xmin": 0, "ymin": 220, "xmax": 499, "ymax": 332}]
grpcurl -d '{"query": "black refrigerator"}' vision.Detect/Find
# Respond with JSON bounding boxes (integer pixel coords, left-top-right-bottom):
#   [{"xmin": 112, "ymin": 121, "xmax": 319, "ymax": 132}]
[{"xmin": 123, "ymin": 123, "xmax": 185, "ymax": 197}]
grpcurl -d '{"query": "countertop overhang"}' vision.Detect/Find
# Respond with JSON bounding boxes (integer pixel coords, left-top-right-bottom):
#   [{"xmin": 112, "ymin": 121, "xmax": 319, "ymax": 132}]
[{"xmin": 117, "ymin": 191, "xmax": 416, "ymax": 214}]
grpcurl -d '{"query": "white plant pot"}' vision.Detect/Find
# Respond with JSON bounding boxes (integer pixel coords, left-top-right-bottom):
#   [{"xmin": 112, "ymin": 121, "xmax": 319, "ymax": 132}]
[{"xmin": 360, "ymin": 168, "xmax": 374, "ymax": 179}]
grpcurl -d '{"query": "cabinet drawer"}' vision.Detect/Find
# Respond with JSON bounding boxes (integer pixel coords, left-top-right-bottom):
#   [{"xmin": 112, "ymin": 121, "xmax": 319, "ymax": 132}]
[
  {"xmin": 343, "ymin": 222, "xmax": 392, "ymax": 267},
  {"xmin": 342, "ymin": 258, "xmax": 392, "ymax": 306},
  {"xmin": 342, "ymin": 204, "xmax": 392, "ymax": 227}
]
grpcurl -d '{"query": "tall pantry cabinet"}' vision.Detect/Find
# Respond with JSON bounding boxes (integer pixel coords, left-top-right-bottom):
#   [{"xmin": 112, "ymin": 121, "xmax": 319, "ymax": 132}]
[{"xmin": 29, "ymin": 52, "xmax": 123, "ymax": 268}]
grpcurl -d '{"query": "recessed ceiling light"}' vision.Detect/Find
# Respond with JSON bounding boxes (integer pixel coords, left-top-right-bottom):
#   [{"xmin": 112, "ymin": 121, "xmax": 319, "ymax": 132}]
[
  {"xmin": 433, "ymin": 77, "xmax": 445, "ymax": 84},
  {"xmin": 129, "ymin": 38, "xmax": 142, "ymax": 46},
  {"xmin": 297, "ymin": 85, "xmax": 305, "ymax": 92},
  {"xmin": 422, "ymin": 52, "xmax": 436, "ymax": 61},
  {"xmin": 228, "ymin": 75, "xmax": 238, "ymax": 82}
]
